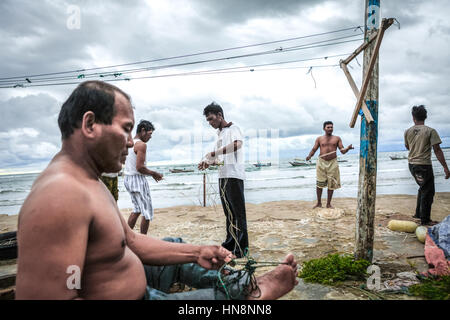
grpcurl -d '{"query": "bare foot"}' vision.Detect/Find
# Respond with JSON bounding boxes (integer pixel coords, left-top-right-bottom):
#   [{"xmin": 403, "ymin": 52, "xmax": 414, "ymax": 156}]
[
  {"xmin": 247, "ymin": 254, "xmax": 298, "ymax": 300},
  {"xmin": 313, "ymin": 203, "xmax": 322, "ymax": 209},
  {"xmin": 326, "ymin": 204, "xmax": 334, "ymax": 209}
]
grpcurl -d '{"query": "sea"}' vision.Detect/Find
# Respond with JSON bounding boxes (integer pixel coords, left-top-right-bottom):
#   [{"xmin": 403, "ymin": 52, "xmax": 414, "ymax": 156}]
[{"xmin": 1, "ymin": 149, "xmax": 449, "ymax": 216}]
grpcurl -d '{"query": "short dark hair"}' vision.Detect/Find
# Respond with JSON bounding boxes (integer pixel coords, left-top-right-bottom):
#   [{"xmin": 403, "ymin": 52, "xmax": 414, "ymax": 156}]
[
  {"xmin": 411, "ymin": 105, "xmax": 427, "ymax": 121},
  {"xmin": 136, "ymin": 120, "xmax": 155, "ymax": 134},
  {"xmin": 323, "ymin": 121, "xmax": 333, "ymax": 129},
  {"xmin": 58, "ymin": 81, "xmax": 131, "ymax": 139},
  {"xmin": 203, "ymin": 102, "xmax": 224, "ymax": 118}
]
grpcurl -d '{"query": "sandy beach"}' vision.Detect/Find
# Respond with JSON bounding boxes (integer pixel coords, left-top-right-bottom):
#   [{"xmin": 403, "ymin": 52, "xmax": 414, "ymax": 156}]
[{"xmin": 1, "ymin": 192, "xmax": 449, "ymax": 300}]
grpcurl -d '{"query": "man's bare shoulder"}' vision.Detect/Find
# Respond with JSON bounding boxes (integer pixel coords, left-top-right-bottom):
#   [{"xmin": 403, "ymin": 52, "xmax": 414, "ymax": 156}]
[
  {"xmin": 19, "ymin": 164, "xmax": 94, "ymax": 228},
  {"xmin": 134, "ymin": 140, "xmax": 147, "ymax": 152}
]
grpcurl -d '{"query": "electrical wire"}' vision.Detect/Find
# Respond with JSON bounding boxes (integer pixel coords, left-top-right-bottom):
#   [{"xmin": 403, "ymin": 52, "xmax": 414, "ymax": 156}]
[
  {"xmin": 0, "ymin": 25, "xmax": 363, "ymax": 82},
  {"xmin": 0, "ymin": 34, "xmax": 363, "ymax": 87}
]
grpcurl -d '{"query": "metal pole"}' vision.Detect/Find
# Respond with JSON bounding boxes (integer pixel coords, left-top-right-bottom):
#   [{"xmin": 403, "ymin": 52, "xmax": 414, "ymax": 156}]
[
  {"xmin": 355, "ymin": 0, "xmax": 380, "ymax": 262},
  {"xmin": 203, "ymin": 173, "xmax": 206, "ymax": 207}
]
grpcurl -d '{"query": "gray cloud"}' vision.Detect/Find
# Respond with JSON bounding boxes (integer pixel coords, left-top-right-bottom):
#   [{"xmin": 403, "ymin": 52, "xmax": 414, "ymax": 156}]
[{"xmin": 0, "ymin": 0, "xmax": 449, "ymax": 170}]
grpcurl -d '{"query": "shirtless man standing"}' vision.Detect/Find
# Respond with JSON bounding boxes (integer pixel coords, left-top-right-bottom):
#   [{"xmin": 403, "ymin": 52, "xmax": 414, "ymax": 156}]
[
  {"xmin": 306, "ymin": 121, "xmax": 353, "ymax": 209},
  {"xmin": 15, "ymin": 81, "xmax": 298, "ymax": 300}
]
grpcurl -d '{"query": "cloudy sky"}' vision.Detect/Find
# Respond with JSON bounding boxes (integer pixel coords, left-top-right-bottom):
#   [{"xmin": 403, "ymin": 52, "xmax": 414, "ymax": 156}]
[{"xmin": 1, "ymin": 0, "xmax": 449, "ymax": 173}]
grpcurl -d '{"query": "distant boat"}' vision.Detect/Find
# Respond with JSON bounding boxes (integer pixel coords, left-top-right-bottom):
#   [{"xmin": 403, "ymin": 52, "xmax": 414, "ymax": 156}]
[
  {"xmin": 390, "ymin": 155, "xmax": 407, "ymax": 160},
  {"xmin": 169, "ymin": 168, "xmax": 194, "ymax": 173},
  {"xmin": 253, "ymin": 162, "xmax": 271, "ymax": 168},
  {"xmin": 337, "ymin": 159, "xmax": 348, "ymax": 163},
  {"xmin": 289, "ymin": 160, "xmax": 313, "ymax": 167}
]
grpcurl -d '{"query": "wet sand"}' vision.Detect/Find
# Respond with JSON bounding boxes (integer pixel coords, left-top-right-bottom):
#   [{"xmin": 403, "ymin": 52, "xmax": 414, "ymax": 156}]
[{"xmin": 1, "ymin": 192, "xmax": 449, "ymax": 300}]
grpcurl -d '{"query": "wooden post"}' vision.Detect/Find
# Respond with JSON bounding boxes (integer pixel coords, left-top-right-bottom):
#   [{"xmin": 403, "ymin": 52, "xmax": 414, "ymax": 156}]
[
  {"xmin": 355, "ymin": 0, "xmax": 380, "ymax": 262},
  {"xmin": 340, "ymin": 61, "xmax": 374, "ymax": 123},
  {"xmin": 203, "ymin": 173, "xmax": 206, "ymax": 207}
]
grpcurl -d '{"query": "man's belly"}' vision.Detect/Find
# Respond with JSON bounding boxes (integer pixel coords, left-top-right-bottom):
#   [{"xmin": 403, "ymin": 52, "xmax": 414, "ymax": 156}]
[{"xmin": 80, "ymin": 247, "xmax": 147, "ymax": 300}]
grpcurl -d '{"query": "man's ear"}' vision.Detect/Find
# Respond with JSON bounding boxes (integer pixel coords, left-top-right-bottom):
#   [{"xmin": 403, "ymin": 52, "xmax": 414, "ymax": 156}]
[{"xmin": 81, "ymin": 111, "xmax": 98, "ymax": 138}]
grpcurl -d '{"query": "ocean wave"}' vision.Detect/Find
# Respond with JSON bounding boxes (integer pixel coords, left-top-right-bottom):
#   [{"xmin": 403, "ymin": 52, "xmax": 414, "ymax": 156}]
[
  {"xmin": 246, "ymin": 175, "xmax": 305, "ymax": 182},
  {"xmin": 0, "ymin": 188, "xmax": 30, "ymax": 194}
]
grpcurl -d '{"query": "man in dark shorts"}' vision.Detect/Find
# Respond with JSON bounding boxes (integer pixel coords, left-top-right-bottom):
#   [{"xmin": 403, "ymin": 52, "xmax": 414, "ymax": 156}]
[
  {"xmin": 198, "ymin": 102, "xmax": 248, "ymax": 258},
  {"xmin": 404, "ymin": 105, "xmax": 449, "ymax": 226}
]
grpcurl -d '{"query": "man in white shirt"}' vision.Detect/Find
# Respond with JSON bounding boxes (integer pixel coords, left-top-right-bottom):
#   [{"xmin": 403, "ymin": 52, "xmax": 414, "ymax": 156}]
[{"xmin": 198, "ymin": 102, "xmax": 248, "ymax": 258}]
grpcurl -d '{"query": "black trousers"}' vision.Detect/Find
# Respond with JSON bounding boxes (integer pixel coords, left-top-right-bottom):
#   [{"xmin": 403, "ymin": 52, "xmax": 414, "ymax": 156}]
[
  {"xmin": 409, "ymin": 164, "xmax": 435, "ymax": 224},
  {"xmin": 219, "ymin": 178, "xmax": 248, "ymax": 258}
]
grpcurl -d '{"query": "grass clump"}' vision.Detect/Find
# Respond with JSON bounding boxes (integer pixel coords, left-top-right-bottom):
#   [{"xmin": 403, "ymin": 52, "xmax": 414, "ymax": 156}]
[
  {"xmin": 298, "ymin": 253, "xmax": 371, "ymax": 285},
  {"xmin": 408, "ymin": 275, "xmax": 450, "ymax": 300}
]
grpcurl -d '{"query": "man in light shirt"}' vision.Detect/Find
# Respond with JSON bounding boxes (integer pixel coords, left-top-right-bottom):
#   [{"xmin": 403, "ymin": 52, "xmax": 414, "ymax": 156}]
[
  {"xmin": 404, "ymin": 105, "xmax": 449, "ymax": 226},
  {"xmin": 198, "ymin": 102, "xmax": 248, "ymax": 258}
]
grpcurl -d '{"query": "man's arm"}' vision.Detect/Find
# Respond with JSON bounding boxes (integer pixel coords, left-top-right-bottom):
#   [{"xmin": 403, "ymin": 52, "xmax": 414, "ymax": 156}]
[
  {"xmin": 199, "ymin": 140, "xmax": 242, "ymax": 170},
  {"xmin": 123, "ymin": 218, "xmax": 233, "ymax": 269},
  {"xmin": 210, "ymin": 140, "xmax": 242, "ymax": 157},
  {"xmin": 404, "ymin": 131, "xmax": 409, "ymax": 150},
  {"xmin": 433, "ymin": 144, "xmax": 450, "ymax": 179},
  {"xmin": 15, "ymin": 179, "xmax": 91, "ymax": 299},
  {"xmin": 306, "ymin": 138, "xmax": 320, "ymax": 161},
  {"xmin": 135, "ymin": 142, "xmax": 163, "ymax": 181},
  {"xmin": 338, "ymin": 137, "xmax": 353, "ymax": 154}
]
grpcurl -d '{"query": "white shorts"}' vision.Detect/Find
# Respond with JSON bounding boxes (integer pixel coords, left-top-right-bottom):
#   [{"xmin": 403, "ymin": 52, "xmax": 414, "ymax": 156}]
[{"xmin": 124, "ymin": 174, "xmax": 154, "ymax": 221}]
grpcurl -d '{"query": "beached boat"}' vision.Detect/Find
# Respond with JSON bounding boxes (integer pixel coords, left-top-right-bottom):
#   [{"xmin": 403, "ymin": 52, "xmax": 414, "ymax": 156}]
[
  {"xmin": 169, "ymin": 168, "xmax": 194, "ymax": 173},
  {"xmin": 0, "ymin": 231, "xmax": 17, "ymax": 261},
  {"xmin": 253, "ymin": 162, "xmax": 271, "ymax": 168},
  {"xmin": 390, "ymin": 155, "xmax": 407, "ymax": 160}
]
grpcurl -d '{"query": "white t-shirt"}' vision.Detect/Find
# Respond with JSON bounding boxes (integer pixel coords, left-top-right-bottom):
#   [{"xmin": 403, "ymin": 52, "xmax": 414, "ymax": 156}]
[{"xmin": 215, "ymin": 124, "xmax": 245, "ymax": 180}]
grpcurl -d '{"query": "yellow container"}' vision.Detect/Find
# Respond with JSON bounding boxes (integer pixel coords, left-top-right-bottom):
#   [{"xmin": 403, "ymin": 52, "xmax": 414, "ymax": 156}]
[
  {"xmin": 415, "ymin": 226, "xmax": 427, "ymax": 243},
  {"xmin": 387, "ymin": 220, "xmax": 418, "ymax": 233}
]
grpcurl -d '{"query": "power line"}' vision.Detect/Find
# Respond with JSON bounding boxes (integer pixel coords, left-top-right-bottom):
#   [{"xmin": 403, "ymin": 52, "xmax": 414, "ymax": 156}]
[
  {"xmin": 0, "ymin": 54, "xmax": 347, "ymax": 89},
  {"xmin": 0, "ymin": 36, "xmax": 363, "ymax": 87},
  {"xmin": 0, "ymin": 25, "xmax": 363, "ymax": 82}
]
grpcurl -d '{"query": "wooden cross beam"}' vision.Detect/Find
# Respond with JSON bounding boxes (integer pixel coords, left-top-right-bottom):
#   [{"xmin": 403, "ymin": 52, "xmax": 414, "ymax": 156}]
[{"xmin": 340, "ymin": 18, "xmax": 394, "ymax": 128}]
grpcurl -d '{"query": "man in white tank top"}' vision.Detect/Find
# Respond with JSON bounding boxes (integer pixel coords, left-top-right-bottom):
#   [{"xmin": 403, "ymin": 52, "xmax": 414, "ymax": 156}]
[{"xmin": 124, "ymin": 120, "xmax": 163, "ymax": 234}]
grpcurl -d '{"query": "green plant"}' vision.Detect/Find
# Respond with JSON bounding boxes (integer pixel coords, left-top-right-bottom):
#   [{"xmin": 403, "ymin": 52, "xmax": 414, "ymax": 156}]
[
  {"xmin": 298, "ymin": 253, "xmax": 371, "ymax": 285},
  {"xmin": 408, "ymin": 275, "xmax": 450, "ymax": 300}
]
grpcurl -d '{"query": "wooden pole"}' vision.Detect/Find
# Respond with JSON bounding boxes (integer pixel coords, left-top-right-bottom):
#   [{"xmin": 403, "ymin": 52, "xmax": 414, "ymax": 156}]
[
  {"xmin": 355, "ymin": 0, "xmax": 380, "ymax": 262},
  {"xmin": 203, "ymin": 173, "xmax": 206, "ymax": 207},
  {"xmin": 349, "ymin": 18, "xmax": 393, "ymax": 128},
  {"xmin": 340, "ymin": 61, "xmax": 374, "ymax": 123}
]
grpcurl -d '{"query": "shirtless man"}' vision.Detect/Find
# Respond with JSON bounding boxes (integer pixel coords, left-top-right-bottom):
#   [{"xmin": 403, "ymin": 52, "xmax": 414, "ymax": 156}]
[
  {"xmin": 15, "ymin": 81, "xmax": 298, "ymax": 300},
  {"xmin": 306, "ymin": 121, "xmax": 353, "ymax": 209}
]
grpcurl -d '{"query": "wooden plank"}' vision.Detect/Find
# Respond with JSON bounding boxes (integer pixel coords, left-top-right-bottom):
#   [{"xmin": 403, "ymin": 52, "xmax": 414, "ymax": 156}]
[
  {"xmin": 340, "ymin": 62, "xmax": 374, "ymax": 123},
  {"xmin": 349, "ymin": 18, "xmax": 388, "ymax": 128},
  {"xmin": 341, "ymin": 31, "xmax": 378, "ymax": 65}
]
